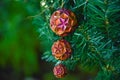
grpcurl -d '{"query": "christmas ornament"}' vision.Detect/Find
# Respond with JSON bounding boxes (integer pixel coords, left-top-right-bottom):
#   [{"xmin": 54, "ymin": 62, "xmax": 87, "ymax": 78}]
[
  {"xmin": 53, "ymin": 64, "xmax": 67, "ymax": 78},
  {"xmin": 50, "ymin": 8, "xmax": 77, "ymax": 36},
  {"xmin": 52, "ymin": 39, "xmax": 72, "ymax": 60}
]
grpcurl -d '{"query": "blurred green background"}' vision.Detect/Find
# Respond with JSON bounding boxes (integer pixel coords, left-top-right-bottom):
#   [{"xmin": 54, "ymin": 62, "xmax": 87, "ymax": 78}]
[{"xmin": 0, "ymin": 0, "xmax": 97, "ymax": 80}]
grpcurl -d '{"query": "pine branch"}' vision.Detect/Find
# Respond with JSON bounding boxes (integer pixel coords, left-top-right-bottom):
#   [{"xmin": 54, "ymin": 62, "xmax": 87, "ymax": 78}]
[{"xmin": 31, "ymin": 0, "xmax": 120, "ymax": 79}]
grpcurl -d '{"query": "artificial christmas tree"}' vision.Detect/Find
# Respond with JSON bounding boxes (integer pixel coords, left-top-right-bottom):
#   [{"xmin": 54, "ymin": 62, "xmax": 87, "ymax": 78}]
[{"xmin": 33, "ymin": 0, "xmax": 120, "ymax": 79}]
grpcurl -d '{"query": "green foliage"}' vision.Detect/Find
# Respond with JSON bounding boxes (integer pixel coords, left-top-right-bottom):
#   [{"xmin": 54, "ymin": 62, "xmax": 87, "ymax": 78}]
[
  {"xmin": 0, "ymin": 0, "xmax": 41, "ymax": 76},
  {"xmin": 32, "ymin": 0, "xmax": 120, "ymax": 79}
]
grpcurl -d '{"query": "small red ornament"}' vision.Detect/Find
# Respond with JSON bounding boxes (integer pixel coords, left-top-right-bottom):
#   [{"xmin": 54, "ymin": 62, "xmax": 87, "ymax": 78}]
[
  {"xmin": 52, "ymin": 39, "xmax": 72, "ymax": 60},
  {"xmin": 50, "ymin": 8, "xmax": 77, "ymax": 36},
  {"xmin": 53, "ymin": 64, "xmax": 67, "ymax": 78}
]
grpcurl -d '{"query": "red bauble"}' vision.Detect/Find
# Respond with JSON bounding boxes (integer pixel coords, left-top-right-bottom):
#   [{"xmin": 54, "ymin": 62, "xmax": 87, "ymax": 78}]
[
  {"xmin": 50, "ymin": 8, "xmax": 77, "ymax": 36},
  {"xmin": 53, "ymin": 64, "xmax": 67, "ymax": 78}
]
